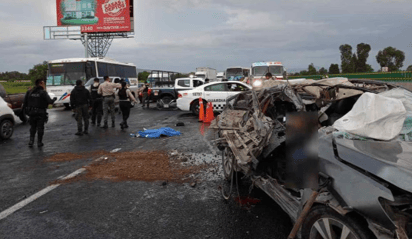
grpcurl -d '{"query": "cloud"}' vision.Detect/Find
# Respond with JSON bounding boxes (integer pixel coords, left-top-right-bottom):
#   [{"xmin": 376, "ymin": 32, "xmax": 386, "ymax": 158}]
[{"xmin": 0, "ymin": 0, "xmax": 411, "ymax": 73}]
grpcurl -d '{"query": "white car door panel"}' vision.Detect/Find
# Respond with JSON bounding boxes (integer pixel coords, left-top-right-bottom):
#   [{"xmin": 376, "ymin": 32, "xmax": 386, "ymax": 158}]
[{"xmin": 204, "ymin": 83, "xmax": 228, "ymax": 111}]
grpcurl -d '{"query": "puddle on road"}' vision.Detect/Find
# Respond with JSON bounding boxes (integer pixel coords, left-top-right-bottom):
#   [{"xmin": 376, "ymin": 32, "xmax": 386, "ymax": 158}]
[{"xmin": 48, "ymin": 150, "xmax": 215, "ymax": 184}]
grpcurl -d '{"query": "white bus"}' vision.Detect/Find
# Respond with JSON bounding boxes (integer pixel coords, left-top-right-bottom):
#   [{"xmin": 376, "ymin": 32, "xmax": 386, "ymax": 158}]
[{"xmin": 46, "ymin": 57, "xmax": 138, "ymax": 108}]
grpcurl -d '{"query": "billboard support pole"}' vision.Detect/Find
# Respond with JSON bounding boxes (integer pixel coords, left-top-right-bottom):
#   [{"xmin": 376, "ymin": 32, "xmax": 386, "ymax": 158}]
[{"xmin": 84, "ymin": 33, "xmax": 89, "ymax": 58}]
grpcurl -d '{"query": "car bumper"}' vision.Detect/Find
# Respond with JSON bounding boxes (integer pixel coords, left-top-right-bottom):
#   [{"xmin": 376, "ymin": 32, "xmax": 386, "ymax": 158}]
[{"xmin": 176, "ymin": 98, "xmax": 192, "ymax": 111}]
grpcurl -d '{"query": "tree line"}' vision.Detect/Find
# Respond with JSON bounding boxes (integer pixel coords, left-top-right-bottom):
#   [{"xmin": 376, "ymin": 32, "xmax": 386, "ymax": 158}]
[
  {"xmin": 0, "ymin": 61, "xmax": 48, "ymax": 84},
  {"xmin": 293, "ymin": 44, "xmax": 409, "ymax": 76}
]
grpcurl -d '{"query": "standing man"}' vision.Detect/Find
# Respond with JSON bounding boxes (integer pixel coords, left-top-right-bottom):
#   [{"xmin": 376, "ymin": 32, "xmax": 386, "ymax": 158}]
[
  {"xmin": 116, "ymin": 81, "xmax": 138, "ymax": 129},
  {"xmin": 23, "ymin": 79, "xmax": 57, "ymax": 147},
  {"xmin": 70, "ymin": 80, "xmax": 91, "ymax": 136},
  {"xmin": 98, "ymin": 76, "xmax": 121, "ymax": 128},
  {"xmin": 90, "ymin": 78, "xmax": 103, "ymax": 126},
  {"xmin": 140, "ymin": 83, "xmax": 150, "ymax": 109}
]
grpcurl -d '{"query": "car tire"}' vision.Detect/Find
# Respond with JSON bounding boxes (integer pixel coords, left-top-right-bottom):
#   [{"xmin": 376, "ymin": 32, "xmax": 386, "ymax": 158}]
[
  {"xmin": 301, "ymin": 205, "xmax": 375, "ymax": 239},
  {"xmin": 222, "ymin": 147, "xmax": 235, "ymax": 181},
  {"xmin": 0, "ymin": 119, "xmax": 14, "ymax": 140},
  {"xmin": 161, "ymin": 96, "xmax": 173, "ymax": 105},
  {"xmin": 191, "ymin": 99, "xmax": 206, "ymax": 116}
]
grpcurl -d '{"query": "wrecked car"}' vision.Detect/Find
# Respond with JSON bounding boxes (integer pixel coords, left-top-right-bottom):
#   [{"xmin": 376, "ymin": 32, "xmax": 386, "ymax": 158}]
[{"xmin": 211, "ymin": 78, "xmax": 412, "ymax": 239}]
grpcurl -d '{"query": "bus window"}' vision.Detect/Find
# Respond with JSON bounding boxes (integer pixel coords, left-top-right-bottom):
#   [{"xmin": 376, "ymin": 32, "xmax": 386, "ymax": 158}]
[
  {"xmin": 86, "ymin": 61, "xmax": 96, "ymax": 79},
  {"xmin": 107, "ymin": 64, "xmax": 117, "ymax": 76},
  {"xmin": 125, "ymin": 66, "xmax": 137, "ymax": 78},
  {"xmin": 116, "ymin": 65, "xmax": 124, "ymax": 78},
  {"xmin": 98, "ymin": 63, "xmax": 108, "ymax": 77},
  {"xmin": 65, "ymin": 63, "xmax": 86, "ymax": 85}
]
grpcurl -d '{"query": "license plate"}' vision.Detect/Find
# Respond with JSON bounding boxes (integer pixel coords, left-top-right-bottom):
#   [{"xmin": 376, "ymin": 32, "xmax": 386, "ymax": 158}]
[
  {"xmin": 163, "ymin": 104, "xmax": 169, "ymax": 108},
  {"xmin": 154, "ymin": 93, "xmax": 158, "ymax": 96}
]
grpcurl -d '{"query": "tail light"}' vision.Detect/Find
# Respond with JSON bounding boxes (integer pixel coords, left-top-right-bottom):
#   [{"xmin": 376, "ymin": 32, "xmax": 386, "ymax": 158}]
[{"xmin": 178, "ymin": 93, "xmax": 182, "ymax": 98}]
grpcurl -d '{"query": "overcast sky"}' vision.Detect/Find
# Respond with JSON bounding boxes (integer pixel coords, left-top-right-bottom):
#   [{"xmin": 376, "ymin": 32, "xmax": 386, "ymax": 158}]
[{"xmin": 0, "ymin": 0, "xmax": 411, "ymax": 73}]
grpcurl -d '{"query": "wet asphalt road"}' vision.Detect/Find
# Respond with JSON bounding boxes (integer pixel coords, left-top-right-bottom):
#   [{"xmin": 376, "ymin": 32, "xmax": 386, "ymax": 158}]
[{"xmin": 0, "ymin": 104, "xmax": 292, "ymax": 239}]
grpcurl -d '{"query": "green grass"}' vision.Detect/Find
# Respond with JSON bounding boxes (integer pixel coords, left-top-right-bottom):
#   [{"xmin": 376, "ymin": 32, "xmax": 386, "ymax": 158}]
[{"xmin": 1, "ymin": 82, "xmax": 32, "ymax": 94}]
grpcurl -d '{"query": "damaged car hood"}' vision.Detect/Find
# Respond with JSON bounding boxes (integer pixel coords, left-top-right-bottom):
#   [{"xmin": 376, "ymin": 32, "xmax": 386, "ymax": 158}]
[{"xmin": 334, "ymin": 138, "xmax": 412, "ymax": 193}]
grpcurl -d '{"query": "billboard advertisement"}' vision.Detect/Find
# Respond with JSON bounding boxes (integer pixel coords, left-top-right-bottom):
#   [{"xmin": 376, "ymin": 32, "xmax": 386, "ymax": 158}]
[{"xmin": 56, "ymin": 0, "xmax": 131, "ymax": 33}]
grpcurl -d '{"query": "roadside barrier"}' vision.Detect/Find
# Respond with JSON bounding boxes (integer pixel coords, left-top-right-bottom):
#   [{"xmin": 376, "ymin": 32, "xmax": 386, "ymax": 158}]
[{"xmin": 198, "ymin": 98, "xmax": 204, "ymax": 122}]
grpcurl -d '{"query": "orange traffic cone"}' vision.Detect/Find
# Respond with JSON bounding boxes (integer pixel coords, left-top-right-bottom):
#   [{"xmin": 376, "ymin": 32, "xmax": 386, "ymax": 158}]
[
  {"xmin": 198, "ymin": 98, "xmax": 204, "ymax": 122},
  {"xmin": 204, "ymin": 102, "xmax": 215, "ymax": 123}
]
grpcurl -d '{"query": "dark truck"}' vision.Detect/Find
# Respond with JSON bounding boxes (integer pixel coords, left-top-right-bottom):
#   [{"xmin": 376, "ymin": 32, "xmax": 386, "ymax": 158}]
[
  {"xmin": 0, "ymin": 83, "xmax": 28, "ymax": 123},
  {"xmin": 147, "ymin": 70, "xmax": 204, "ymax": 108}
]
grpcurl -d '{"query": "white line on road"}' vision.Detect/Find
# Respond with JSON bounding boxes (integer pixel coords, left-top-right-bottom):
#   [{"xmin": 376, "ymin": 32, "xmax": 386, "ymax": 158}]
[{"xmin": 0, "ymin": 155, "xmax": 106, "ymax": 221}]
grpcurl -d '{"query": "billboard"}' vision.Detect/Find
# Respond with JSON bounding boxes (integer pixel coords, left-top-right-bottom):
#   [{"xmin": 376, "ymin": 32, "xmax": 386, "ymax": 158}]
[{"xmin": 56, "ymin": 0, "xmax": 131, "ymax": 33}]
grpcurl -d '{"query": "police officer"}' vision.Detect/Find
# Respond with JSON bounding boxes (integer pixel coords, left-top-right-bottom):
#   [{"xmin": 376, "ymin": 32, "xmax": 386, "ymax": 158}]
[
  {"xmin": 116, "ymin": 81, "xmax": 138, "ymax": 129},
  {"xmin": 23, "ymin": 79, "xmax": 57, "ymax": 147},
  {"xmin": 70, "ymin": 80, "xmax": 91, "ymax": 136},
  {"xmin": 90, "ymin": 78, "xmax": 103, "ymax": 126},
  {"xmin": 98, "ymin": 76, "xmax": 121, "ymax": 128}
]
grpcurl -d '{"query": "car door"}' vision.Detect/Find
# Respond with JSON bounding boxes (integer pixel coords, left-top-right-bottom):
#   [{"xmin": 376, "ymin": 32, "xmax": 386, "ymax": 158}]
[{"xmin": 204, "ymin": 83, "xmax": 228, "ymax": 111}]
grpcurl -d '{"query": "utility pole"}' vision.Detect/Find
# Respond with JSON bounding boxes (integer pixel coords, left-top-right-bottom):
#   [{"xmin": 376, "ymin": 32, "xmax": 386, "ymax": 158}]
[{"xmin": 84, "ymin": 33, "xmax": 88, "ymax": 58}]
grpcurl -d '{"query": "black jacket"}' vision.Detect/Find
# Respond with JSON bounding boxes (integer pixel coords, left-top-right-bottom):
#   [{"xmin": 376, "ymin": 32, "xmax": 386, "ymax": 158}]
[
  {"xmin": 90, "ymin": 84, "xmax": 102, "ymax": 100},
  {"xmin": 24, "ymin": 86, "xmax": 55, "ymax": 110},
  {"xmin": 70, "ymin": 85, "xmax": 91, "ymax": 108}
]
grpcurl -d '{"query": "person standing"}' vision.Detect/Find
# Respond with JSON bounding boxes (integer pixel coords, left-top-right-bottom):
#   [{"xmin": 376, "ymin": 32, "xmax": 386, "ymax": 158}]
[
  {"xmin": 140, "ymin": 83, "xmax": 150, "ymax": 109},
  {"xmin": 23, "ymin": 79, "xmax": 57, "ymax": 147},
  {"xmin": 116, "ymin": 81, "xmax": 138, "ymax": 129},
  {"xmin": 90, "ymin": 78, "xmax": 103, "ymax": 126},
  {"xmin": 70, "ymin": 80, "xmax": 91, "ymax": 136},
  {"xmin": 98, "ymin": 76, "xmax": 121, "ymax": 128}
]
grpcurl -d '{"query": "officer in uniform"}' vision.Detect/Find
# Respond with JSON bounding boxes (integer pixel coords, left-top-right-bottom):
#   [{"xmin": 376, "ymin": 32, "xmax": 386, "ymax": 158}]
[
  {"xmin": 90, "ymin": 78, "xmax": 103, "ymax": 126},
  {"xmin": 23, "ymin": 79, "xmax": 57, "ymax": 147}
]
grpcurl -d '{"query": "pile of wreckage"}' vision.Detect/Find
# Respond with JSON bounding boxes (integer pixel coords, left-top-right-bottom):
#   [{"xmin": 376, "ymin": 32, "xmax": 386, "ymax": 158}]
[
  {"xmin": 211, "ymin": 78, "xmax": 412, "ymax": 172},
  {"xmin": 210, "ymin": 77, "xmax": 412, "ymax": 239}
]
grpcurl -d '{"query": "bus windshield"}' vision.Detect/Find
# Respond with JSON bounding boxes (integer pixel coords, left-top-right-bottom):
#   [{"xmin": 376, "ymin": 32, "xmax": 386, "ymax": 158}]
[
  {"xmin": 47, "ymin": 63, "xmax": 87, "ymax": 86},
  {"xmin": 252, "ymin": 66, "xmax": 283, "ymax": 77},
  {"xmin": 226, "ymin": 68, "xmax": 243, "ymax": 78}
]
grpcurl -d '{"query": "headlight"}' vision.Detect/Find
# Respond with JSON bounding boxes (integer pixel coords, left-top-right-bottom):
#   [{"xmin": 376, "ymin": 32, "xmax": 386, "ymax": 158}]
[{"xmin": 253, "ymin": 80, "xmax": 262, "ymax": 87}]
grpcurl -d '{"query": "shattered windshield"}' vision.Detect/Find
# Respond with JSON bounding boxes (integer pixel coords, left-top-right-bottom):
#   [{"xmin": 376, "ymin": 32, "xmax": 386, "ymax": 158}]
[{"xmin": 47, "ymin": 63, "xmax": 86, "ymax": 86}]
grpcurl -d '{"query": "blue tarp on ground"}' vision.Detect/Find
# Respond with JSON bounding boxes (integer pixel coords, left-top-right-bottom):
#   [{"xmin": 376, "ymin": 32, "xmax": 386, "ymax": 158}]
[{"xmin": 138, "ymin": 127, "xmax": 181, "ymax": 138}]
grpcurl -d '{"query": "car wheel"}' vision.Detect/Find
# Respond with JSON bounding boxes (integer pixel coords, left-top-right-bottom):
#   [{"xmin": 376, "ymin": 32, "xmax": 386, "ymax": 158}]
[
  {"xmin": 222, "ymin": 147, "xmax": 235, "ymax": 181},
  {"xmin": 161, "ymin": 96, "xmax": 173, "ymax": 104},
  {"xmin": 191, "ymin": 100, "xmax": 206, "ymax": 116},
  {"xmin": 302, "ymin": 205, "xmax": 375, "ymax": 239},
  {"xmin": 0, "ymin": 119, "xmax": 14, "ymax": 140}
]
